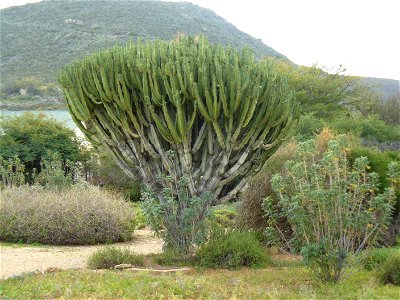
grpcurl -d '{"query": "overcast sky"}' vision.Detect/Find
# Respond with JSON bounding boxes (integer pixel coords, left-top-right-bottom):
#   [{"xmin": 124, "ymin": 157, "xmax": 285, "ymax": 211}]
[{"xmin": 1, "ymin": 0, "xmax": 399, "ymax": 80}]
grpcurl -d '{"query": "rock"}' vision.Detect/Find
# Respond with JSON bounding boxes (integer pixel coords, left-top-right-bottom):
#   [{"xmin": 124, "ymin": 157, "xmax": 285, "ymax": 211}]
[
  {"xmin": 45, "ymin": 267, "xmax": 62, "ymax": 273},
  {"xmin": 229, "ymin": 278, "xmax": 242, "ymax": 286},
  {"xmin": 127, "ymin": 267, "xmax": 193, "ymax": 275},
  {"xmin": 113, "ymin": 264, "xmax": 133, "ymax": 270}
]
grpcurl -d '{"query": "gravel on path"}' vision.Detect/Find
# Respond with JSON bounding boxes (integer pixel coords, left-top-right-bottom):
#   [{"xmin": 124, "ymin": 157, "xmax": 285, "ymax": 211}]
[{"xmin": 0, "ymin": 230, "xmax": 163, "ymax": 279}]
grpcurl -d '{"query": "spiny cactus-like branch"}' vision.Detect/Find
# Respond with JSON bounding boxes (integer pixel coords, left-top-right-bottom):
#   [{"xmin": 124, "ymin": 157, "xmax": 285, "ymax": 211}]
[{"xmin": 59, "ymin": 36, "xmax": 299, "ymax": 202}]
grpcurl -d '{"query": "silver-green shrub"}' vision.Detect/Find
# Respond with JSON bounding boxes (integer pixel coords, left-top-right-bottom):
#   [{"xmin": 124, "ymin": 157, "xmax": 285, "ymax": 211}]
[
  {"xmin": 141, "ymin": 151, "xmax": 212, "ymax": 255},
  {"xmin": 265, "ymin": 135, "xmax": 397, "ymax": 282}
]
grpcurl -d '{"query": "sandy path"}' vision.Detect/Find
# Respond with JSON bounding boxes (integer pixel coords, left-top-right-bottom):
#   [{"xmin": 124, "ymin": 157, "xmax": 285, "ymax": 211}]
[{"xmin": 0, "ymin": 230, "xmax": 163, "ymax": 279}]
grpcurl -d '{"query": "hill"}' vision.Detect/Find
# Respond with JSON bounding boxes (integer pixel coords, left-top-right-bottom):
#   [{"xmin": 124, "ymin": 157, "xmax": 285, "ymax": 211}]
[
  {"xmin": 0, "ymin": 0, "xmax": 398, "ymax": 110},
  {"xmin": 360, "ymin": 77, "xmax": 400, "ymax": 101},
  {"xmin": 0, "ymin": 0, "xmax": 287, "ymax": 86}
]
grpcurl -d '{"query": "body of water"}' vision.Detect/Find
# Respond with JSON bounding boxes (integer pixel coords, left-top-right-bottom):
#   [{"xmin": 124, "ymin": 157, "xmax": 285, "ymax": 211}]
[{"xmin": 0, "ymin": 110, "xmax": 75, "ymax": 129}]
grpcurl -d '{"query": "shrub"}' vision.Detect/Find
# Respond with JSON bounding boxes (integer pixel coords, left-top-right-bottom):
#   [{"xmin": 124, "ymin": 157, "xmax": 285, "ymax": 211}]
[
  {"xmin": 210, "ymin": 208, "xmax": 237, "ymax": 228},
  {"xmin": 350, "ymin": 148, "xmax": 400, "ymax": 245},
  {"xmin": 332, "ymin": 115, "xmax": 400, "ymax": 143},
  {"xmin": 239, "ymin": 128, "xmax": 339, "ymax": 252},
  {"xmin": 196, "ymin": 228, "xmax": 271, "ymax": 269},
  {"xmin": 0, "ymin": 156, "xmax": 25, "ymax": 188},
  {"xmin": 379, "ymin": 253, "xmax": 400, "ymax": 286},
  {"xmin": 268, "ymin": 135, "xmax": 396, "ymax": 282},
  {"xmin": 296, "ymin": 114, "xmax": 400, "ymax": 143},
  {"xmin": 0, "ymin": 186, "xmax": 136, "ymax": 245},
  {"xmin": 33, "ymin": 152, "xmax": 75, "ymax": 190},
  {"xmin": 130, "ymin": 202, "xmax": 147, "ymax": 229},
  {"xmin": 142, "ymin": 151, "xmax": 213, "ymax": 255},
  {"xmin": 86, "ymin": 149, "xmax": 141, "ymax": 201},
  {"xmin": 361, "ymin": 247, "xmax": 399, "ymax": 271},
  {"xmin": 0, "ymin": 113, "xmax": 85, "ymax": 180},
  {"xmin": 87, "ymin": 247, "xmax": 144, "ymax": 269},
  {"xmin": 237, "ymin": 142, "xmax": 297, "ymax": 233}
]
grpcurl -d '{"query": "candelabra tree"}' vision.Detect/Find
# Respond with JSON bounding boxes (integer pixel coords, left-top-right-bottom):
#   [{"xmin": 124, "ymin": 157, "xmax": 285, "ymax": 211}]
[{"xmin": 59, "ymin": 36, "xmax": 299, "ymax": 204}]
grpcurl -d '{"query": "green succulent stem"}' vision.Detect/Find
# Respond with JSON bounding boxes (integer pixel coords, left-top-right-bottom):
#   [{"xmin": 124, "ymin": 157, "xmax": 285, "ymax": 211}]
[{"xmin": 59, "ymin": 36, "xmax": 299, "ymax": 202}]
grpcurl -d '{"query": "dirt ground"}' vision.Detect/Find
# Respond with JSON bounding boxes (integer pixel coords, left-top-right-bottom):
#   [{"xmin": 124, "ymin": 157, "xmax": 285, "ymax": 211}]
[{"xmin": 0, "ymin": 230, "xmax": 163, "ymax": 279}]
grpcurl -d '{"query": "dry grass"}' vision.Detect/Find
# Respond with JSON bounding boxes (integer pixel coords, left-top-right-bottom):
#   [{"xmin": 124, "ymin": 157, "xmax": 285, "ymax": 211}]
[{"xmin": 0, "ymin": 185, "xmax": 136, "ymax": 245}]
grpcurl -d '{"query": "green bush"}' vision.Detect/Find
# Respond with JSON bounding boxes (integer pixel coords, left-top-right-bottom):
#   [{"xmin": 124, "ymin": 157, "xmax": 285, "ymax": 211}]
[
  {"xmin": 297, "ymin": 114, "xmax": 325, "ymax": 140},
  {"xmin": 0, "ymin": 186, "xmax": 136, "ymax": 245},
  {"xmin": 142, "ymin": 167, "xmax": 212, "ymax": 255},
  {"xmin": 87, "ymin": 247, "xmax": 144, "ymax": 269},
  {"xmin": 350, "ymin": 148, "xmax": 400, "ymax": 245},
  {"xmin": 350, "ymin": 148, "xmax": 400, "ymax": 192},
  {"xmin": 0, "ymin": 156, "xmax": 25, "ymax": 188},
  {"xmin": 268, "ymin": 135, "xmax": 396, "ymax": 282},
  {"xmin": 296, "ymin": 114, "xmax": 400, "ymax": 143},
  {"xmin": 361, "ymin": 248, "xmax": 399, "ymax": 271},
  {"xmin": 350, "ymin": 148, "xmax": 400, "ymax": 244},
  {"xmin": 0, "ymin": 113, "xmax": 85, "ymax": 180},
  {"xmin": 130, "ymin": 202, "xmax": 147, "ymax": 229},
  {"xmin": 196, "ymin": 228, "xmax": 271, "ymax": 269},
  {"xmin": 210, "ymin": 208, "xmax": 237, "ymax": 228},
  {"xmin": 331, "ymin": 115, "xmax": 400, "ymax": 143},
  {"xmin": 379, "ymin": 253, "xmax": 400, "ymax": 286}
]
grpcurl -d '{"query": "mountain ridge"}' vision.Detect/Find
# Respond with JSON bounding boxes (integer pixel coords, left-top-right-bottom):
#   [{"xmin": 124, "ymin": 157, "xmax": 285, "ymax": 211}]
[{"xmin": 0, "ymin": 0, "xmax": 398, "ymax": 108}]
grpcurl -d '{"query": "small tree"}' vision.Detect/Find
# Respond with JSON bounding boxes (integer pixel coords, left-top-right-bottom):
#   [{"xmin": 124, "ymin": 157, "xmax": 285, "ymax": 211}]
[
  {"xmin": 0, "ymin": 113, "xmax": 84, "ymax": 180},
  {"xmin": 59, "ymin": 36, "xmax": 299, "ymax": 254},
  {"xmin": 266, "ymin": 135, "xmax": 396, "ymax": 282}
]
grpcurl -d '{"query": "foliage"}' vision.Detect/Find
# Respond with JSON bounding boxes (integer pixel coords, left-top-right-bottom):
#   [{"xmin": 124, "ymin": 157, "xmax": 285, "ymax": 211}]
[
  {"xmin": 349, "ymin": 148, "xmax": 400, "ymax": 245},
  {"xmin": 87, "ymin": 247, "xmax": 144, "ymax": 269},
  {"xmin": 0, "ymin": 113, "xmax": 84, "ymax": 179},
  {"xmin": 267, "ymin": 135, "xmax": 396, "ymax": 282},
  {"xmin": 361, "ymin": 247, "xmax": 400, "ymax": 271},
  {"xmin": 333, "ymin": 115, "xmax": 400, "ymax": 143},
  {"xmin": 360, "ymin": 95, "xmax": 400, "ymax": 125},
  {"xmin": 2, "ymin": 268, "xmax": 400, "ymax": 300},
  {"xmin": 0, "ymin": 185, "xmax": 135, "ymax": 245},
  {"xmin": 297, "ymin": 113, "xmax": 400, "ymax": 143},
  {"xmin": 237, "ymin": 142, "xmax": 297, "ymax": 233},
  {"xmin": 86, "ymin": 149, "xmax": 141, "ymax": 201},
  {"xmin": 0, "ymin": 156, "xmax": 25, "ymax": 188},
  {"xmin": 350, "ymin": 148, "xmax": 400, "ymax": 192},
  {"xmin": 210, "ymin": 208, "xmax": 237, "ymax": 228},
  {"xmin": 239, "ymin": 128, "xmax": 337, "ymax": 252},
  {"xmin": 196, "ymin": 227, "xmax": 271, "ymax": 269},
  {"xmin": 266, "ymin": 61, "xmax": 371, "ymax": 118},
  {"xmin": 141, "ymin": 160, "xmax": 213, "ymax": 255},
  {"xmin": 33, "ymin": 152, "xmax": 75, "ymax": 190},
  {"xmin": 59, "ymin": 36, "xmax": 298, "ymax": 205},
  {"xmin": 379, "ymin": 253, "xmax": 400, "ymax": 286},
  {"xmin": 130, "ymin": 202, "xmax": 147, "ymax": 230}
]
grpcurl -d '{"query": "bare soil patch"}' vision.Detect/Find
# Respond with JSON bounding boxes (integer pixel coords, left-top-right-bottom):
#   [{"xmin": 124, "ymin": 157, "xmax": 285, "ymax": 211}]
[{"xmin": 0, "ymin": 230, "xmax": 163, "ymax": 279}]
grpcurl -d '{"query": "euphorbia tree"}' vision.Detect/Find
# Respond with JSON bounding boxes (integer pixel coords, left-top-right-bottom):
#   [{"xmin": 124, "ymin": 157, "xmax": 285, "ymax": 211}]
[{"xmin": 59, "ymin": 36, "xmax": 298, "ymax": 203}]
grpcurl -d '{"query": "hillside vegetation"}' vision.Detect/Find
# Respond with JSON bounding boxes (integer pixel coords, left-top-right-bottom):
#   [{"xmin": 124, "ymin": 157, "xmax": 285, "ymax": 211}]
[
  {"xmin": 0, "ymin": 0, "xmax": 398, "ymax": 110},
  {"xmin": 0, "ymin": 0, "xmax": 286, "ymax": 86}
]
